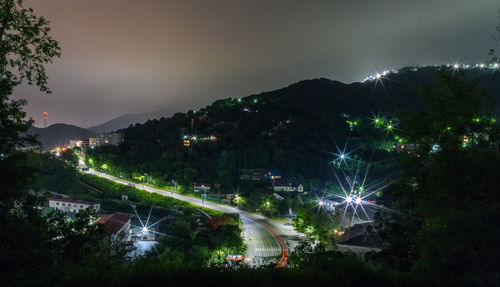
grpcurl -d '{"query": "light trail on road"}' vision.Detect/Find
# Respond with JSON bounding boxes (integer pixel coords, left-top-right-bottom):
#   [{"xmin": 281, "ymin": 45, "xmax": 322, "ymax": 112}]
[
  {"xmin": 85, "ymin": 169, "xmax": 296, "ymax": 266},
  {"xmin": 257, "ymin": 220, "xmax": 289, "ymax": 267}
]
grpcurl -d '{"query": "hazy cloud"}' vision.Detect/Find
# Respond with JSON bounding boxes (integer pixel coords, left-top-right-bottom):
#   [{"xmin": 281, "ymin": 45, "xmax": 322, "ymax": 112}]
[{"xmin": 13, "ymin": 0, "xmax": 500, "ymax": 127}]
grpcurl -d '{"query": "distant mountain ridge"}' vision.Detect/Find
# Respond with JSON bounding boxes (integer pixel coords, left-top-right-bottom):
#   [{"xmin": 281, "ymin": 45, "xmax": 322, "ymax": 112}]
[
  {"xmin": 87, "ymin": 66, "xmax": 500, "ymax": 133},
  {"xmin": 87, "ymin": 110, "xmax": 174, "ymax": 133},
  {"xmin": 85, "ymin": 65, "xmax": 500, "ymax": 185},
  {"xmin": 28, "ymin": 123, "xmax": 96, "ymax": 150}
]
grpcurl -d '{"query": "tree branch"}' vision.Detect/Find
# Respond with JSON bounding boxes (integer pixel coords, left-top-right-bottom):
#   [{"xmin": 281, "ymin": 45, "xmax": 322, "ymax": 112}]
[{"xmin": 0, "ymin": 0, "xmax": 14, "ymax": 42}]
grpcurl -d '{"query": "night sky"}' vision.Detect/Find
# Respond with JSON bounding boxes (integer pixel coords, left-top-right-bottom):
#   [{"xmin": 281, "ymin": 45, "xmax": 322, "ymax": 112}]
[{"xmin": 13, "ymin": 0, "xmax": 499, "ymax": 127}]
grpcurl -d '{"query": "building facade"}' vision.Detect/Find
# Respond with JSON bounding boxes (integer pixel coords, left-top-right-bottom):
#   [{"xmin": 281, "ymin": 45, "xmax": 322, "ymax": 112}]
[
  {"xmin": 89, "ymin": 132, "xmax": 124, "ymax": 148},
  {"xmin": 273, "ymin": 180, "xmax": 304, "ymax": 192},
  {"xmin": 69, "ymin": 140, "xmax": 88, "ymax": 149},
  {"xmin": 48, "ymin": 197, "xmax": 100, "ymax": 213},
  {"xmin": 194, "ymin": 183, "xmax": 211, "ymax": 193}
]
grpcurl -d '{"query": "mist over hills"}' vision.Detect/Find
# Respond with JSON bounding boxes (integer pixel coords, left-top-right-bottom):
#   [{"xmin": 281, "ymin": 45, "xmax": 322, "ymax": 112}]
[
  {"xmin": 87, "ymin": 110, "xmax": 173, "ymax": 133},
  {"xmin": 28, "ymin": 124, "xmax": 96, "ymax": 150},
  {"xmin": 87, "ymin": 66, "xmax": 500, "ymax": 133},
  {"xmin": 40, "ymin": 66, "xmax": 500, "ymax": 153}
]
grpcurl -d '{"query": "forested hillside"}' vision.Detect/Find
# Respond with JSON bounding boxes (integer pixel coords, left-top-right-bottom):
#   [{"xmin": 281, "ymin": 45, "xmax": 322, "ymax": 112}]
[{"xmin": 87, "ymin": 67, "xmax": 500, "ymax": 189}]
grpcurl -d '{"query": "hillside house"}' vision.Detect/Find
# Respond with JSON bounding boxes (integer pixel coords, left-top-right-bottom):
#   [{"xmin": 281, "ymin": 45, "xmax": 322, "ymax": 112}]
[
  {"xmin": 96, "ymin": 214, "xmax": 131, "ymax": 242},
  {"xmin": 273, "ymin": 180, "xmax": 304, "ymax": 192}
]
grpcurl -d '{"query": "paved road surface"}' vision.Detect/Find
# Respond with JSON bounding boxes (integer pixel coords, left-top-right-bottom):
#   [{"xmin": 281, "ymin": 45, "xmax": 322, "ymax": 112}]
[{"xmin": 86, "ymin": 170, "xmax": 303, "ymax": 266}]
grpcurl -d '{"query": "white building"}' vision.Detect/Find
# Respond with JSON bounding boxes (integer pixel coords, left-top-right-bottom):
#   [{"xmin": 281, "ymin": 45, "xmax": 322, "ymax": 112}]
[
  {"xmin": 273, "ymin": 180, "xmax": 304, "ymax": 192},
  {"xmin": 48, "ymin": 197, "xmax": 100, "ymax": 213},
  {"xmin": 69, "ymin": 140, "xmax": 88, "ymax": 149}
]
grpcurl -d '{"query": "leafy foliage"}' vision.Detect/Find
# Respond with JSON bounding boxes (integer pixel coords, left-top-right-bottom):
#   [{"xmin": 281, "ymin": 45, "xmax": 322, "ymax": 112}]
[
  {"xmin": 292, "ymin": 207, "xmax": 339, "ymax": 245},
  {"xmin": 374, "ymin": 71, "xmax": 500, "ymax": 286}
]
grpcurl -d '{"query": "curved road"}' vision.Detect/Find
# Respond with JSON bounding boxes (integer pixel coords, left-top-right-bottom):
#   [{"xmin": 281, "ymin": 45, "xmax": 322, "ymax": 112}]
[{"xmin": 86, "ymin": 170, "xmax": 302, "ymax": 266}]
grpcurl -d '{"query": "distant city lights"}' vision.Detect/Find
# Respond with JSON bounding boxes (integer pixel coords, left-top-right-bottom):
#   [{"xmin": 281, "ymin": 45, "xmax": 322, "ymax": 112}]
[{"xmin": 361, "ymin": 62, "xmax": 499, "ymax": 83}]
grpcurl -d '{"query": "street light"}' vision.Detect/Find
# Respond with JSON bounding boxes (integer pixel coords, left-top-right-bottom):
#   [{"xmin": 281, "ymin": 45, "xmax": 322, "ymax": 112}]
[{"xmin": 355, "ymin": 196, "xmax": 362, "ymax": 205}]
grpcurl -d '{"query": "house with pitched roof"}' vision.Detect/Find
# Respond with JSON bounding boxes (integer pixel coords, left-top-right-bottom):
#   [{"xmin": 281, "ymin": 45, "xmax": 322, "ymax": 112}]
[{"xmin": 96, "ymin": 214, "xmax": 131, "ymax": 242}]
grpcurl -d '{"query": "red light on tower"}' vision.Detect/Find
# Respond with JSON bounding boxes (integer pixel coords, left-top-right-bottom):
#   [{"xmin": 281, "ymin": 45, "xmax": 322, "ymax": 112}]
[{"xmin": 43, "ymin": 112, "xmax": 48, "ymax": 128}]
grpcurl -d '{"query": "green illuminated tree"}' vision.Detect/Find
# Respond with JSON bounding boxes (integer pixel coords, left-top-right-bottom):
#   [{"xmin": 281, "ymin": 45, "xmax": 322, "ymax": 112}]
[{"xmin": 233, "ymin": 195, "xmax": 246, "ymax": 207}]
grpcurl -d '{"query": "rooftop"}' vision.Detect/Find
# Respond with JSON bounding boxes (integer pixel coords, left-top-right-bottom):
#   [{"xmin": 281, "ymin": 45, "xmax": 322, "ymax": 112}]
[
  {"xmin": 96, "ymin": 214, "xmax": 131, "ymax": 235},
  {"xmin": 337, "ymin": 222, "xmax": 381, "ymax": 249}
]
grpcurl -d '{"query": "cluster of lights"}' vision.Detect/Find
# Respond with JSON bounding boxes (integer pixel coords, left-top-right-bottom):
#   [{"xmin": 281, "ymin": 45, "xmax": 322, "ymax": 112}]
[
  {"xmin": 449, "ymin": 62, "xmax": 499, "ymax": 70},
  {"xmin": 370, "ymin": 114, "xmax": 399, "ymax": 135},
  {"xmin": 182, "ymin": 134, "xmax": 217, "ymax": 146},
  {"xmin": 346, "ymin": 120, "xmax": 359, "ymax": 131},
  {"xmin": 463, "ymin": 135, "xmax": 470, "ymax": 148},
  {"xmin": 320, "ymin": 139, "xmax": 392, "ymax": 230},
  {"xmin": 361, "ymin": 62, "xmax": 499, "ymax": 83},
  {"xmin": 329, "ymin": 168, "xmax": 388, "ymax": 229},
  {"xmin": 345, "ymin": 195, "xmax": 362, "ymax": 205},
  {"xmin": 362, "ymin": 69, "xmax": 397, "ymax": 82},
  {"xmin": 53, "ymin": 146, "xmax": 68, "ymax": 157}
]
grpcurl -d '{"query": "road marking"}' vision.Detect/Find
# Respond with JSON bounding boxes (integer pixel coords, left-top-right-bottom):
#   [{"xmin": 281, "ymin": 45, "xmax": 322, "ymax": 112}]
[{"xmin": 256, "ymin": 220, "xmax": 289, "ymax": 268}]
